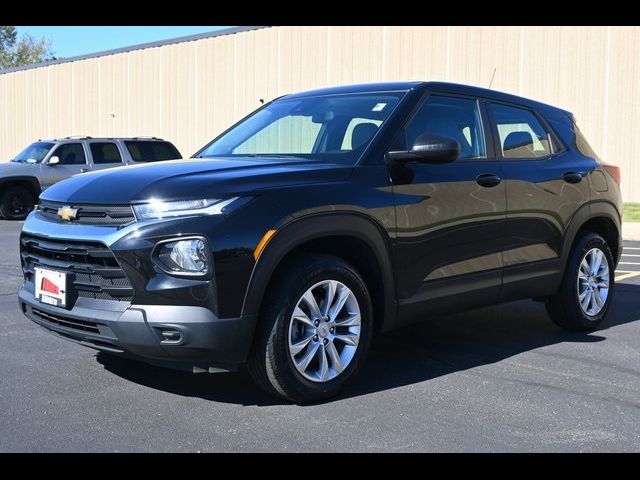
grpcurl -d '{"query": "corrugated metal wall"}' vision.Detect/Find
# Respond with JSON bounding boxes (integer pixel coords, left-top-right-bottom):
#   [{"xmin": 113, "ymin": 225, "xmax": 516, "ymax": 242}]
[{"xmin": 1, "ymin": 26, "xmax": 639, "ymax": 201}]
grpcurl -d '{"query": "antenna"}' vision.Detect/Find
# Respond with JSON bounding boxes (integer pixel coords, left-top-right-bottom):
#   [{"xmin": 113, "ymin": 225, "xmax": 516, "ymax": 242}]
[{"xmin": 488, "ymin": 67, "xmax": 497, "ymax": 89}]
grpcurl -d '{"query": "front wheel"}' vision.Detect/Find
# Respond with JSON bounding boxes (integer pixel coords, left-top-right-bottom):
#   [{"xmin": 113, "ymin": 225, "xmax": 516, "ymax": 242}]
[
  {"xmin": 546, "ymin": 232, "xmax": 615, "ymax": 330},
  {"xmin": 247, "ymin": 254, "xmax": 373, "ymax": 403},
  {"xmin": 0, "ymin": 185, "xmax": 35, "ymax": 220}
]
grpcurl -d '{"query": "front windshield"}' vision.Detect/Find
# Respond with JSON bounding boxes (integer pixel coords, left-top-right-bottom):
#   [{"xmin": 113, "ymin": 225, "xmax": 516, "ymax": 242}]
[
  {"xmin": 12, "ymin": 142, "xmax": 55, "ymax": 163},
  {"xmin": 197, "ymin": 91, "xmax": 406, "ymax": 164}
]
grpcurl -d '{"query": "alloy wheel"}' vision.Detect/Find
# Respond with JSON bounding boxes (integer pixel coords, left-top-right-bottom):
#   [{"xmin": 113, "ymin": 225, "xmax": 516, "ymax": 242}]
[
  {"xmin": 287, "ymin": 280, "xmax": 361, "ymax": 382},
  {"xmin": 577, "ymin": 247, "xmax": 610, "ymax": 317}
]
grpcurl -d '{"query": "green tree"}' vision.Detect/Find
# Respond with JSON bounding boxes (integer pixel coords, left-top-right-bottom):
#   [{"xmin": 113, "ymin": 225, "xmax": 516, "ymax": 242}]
[{"xmin": 0, "ymin": 26, "xmax": 55, "ymax": 69}]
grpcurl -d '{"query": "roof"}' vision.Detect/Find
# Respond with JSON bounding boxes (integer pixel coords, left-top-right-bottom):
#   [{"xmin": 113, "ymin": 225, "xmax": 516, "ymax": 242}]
[
  {"xmin": 41, "ymin": 137, "xmax": 171, "ymax": 142},
  {"xmin": 286, "ymin": 81, "xmax": 425, "ymax": 98},
  {"xmin": 0, "ymin": 26, "xmax": 269, "ymax": 75},
  {"xmin": 285, "ymin": 80, "xmax": 571, "ymax": 115},
  {"xmin": 423, "ymin": 81, "xmax": 571, "ymax": 115}
]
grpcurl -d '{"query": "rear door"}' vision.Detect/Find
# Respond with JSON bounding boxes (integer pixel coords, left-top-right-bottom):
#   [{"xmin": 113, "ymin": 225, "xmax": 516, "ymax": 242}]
[
  {"xmin": 488, "ymin": 101, "xmax": 592, "ymax": 300},
  {"xmin": 391, "ymin": 93, "xmax": 507, "ymax": 323},
  {"xmin": 87, "ymin": 141, "xmax": 126, "ymax": 171}
]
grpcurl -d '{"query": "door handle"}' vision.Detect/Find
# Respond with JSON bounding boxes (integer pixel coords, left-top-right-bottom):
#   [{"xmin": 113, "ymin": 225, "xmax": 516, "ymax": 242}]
[
  {"xmin": 80, "ymin": 168, "xmax": 88, "ymax": 173},
  {"xmin": 476, "ymin": 173, "xmax": 502, "ymax": 188},
  {"xmin": 562, "ymin": 171, "xmax": 584, "ymax": 184}
]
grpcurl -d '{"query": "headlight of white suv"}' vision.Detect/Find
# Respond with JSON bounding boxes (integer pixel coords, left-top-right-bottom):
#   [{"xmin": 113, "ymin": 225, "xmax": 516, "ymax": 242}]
[{"xmin": 133, "ymin": 197, "xmax": 238, "ymax": 220}]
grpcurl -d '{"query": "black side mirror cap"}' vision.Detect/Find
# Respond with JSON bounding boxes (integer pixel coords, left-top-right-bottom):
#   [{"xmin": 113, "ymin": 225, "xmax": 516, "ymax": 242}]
[{"xmin": 388, "ymin": 134, "xmax": 460, "ymax": 164}]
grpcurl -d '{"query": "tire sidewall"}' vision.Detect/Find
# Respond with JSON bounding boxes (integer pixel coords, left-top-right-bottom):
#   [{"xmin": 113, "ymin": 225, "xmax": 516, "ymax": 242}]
[
  {"xmin": 270, "ymin": 259, "xmax": 373, "ymax": 402},
  {"xmin": 567, "ymin": 234, "xmax": 615, "ymax": 326}
]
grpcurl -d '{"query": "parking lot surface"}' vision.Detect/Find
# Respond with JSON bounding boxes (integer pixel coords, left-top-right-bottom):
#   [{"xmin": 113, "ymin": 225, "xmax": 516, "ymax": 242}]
[{"xmin": 1, "ymin": 220, "xmax": 639, "ymax": 452}]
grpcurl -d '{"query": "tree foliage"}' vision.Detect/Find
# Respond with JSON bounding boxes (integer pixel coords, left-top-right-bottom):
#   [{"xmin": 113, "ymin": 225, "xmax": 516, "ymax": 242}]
[{"xmin": 0, "ymin": 26, "xmax": 55, "ymax": 69}]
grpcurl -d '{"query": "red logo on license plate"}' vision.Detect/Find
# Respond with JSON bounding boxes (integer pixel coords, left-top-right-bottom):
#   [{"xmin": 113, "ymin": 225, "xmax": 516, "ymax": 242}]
[{"xmin": 41, "ymin": 277, "xmax": 60, "ymax": 295}]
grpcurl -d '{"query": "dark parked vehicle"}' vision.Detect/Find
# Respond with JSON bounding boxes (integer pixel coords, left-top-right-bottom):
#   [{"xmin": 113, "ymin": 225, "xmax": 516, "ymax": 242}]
[
  {"xmin": 1, "ymin": 137, "xmax": 181, "ymax": 220},
  {"xmin": 18, "ymin": 82, "xmax": 622, "ymax": 402}
]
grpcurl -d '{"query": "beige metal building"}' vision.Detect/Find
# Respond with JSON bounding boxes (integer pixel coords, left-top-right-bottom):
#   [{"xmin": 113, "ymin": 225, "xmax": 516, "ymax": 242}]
[{"xmin": 1, "ymin": 26, "xmax": 639, "ymax": 201}]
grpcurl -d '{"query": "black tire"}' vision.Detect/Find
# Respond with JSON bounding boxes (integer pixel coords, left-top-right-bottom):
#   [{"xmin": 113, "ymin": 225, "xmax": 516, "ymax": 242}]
[
  {"xmin": 0, "ymin": 185, "xmax": 35, "ymax": 220},
  {"xmin": 247, "ymin": 254, "xmax": 373, "ymax": 403},
  {"xmin": 546, "ymin": 232, "xmax": 615, "ymax": 330}
]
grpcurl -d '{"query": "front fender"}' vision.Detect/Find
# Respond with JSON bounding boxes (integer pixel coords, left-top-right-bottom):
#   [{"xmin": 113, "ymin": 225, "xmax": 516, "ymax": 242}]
[
  {"xmin": 0, "ymin": 176, "xmax": 42, "ymax": 196},
  {"xmin": 241, "ymin": 212, "xmax": 397, "ymax": 330}
]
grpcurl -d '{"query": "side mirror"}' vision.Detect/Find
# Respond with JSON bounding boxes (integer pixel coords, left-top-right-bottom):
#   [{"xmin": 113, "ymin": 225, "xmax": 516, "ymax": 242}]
[
  {"xmin": 388, "ymin": 134, "xmax": 460, "ymax": 164},
  {"xmin": 48, "ymin": 156, "xmax": 60, "ymax": 166}
]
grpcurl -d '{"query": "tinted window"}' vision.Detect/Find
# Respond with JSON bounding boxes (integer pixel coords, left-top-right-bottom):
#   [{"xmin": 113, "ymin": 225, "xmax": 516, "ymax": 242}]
[
  {"xmin": 52, "ymin": 143, "xmax": 86, "ymax": 165},
  {"xmin": 341, "ymin": 118, "xmax": 382, "ymax": 150},
  {"xmin": 125, "ymin": 141, "xmax": 181, "ymax": 162},
  {"xmin": 573, "ymin": 120, "xmax": 598, "ymax": 160},
  {"xmin": 403, "ymin": 95, "xmax": 486, "ymax": 160},
  {"xmin": 197, "ymin": 92, "xmax": 405, "ymax": 165},
  {"xmin": 90, "ymin": 142, "xmax": 123, "ymax": 164},
  {"xmin": 491, "ymin": 103, "xmax": 552, "ymax": 158}
]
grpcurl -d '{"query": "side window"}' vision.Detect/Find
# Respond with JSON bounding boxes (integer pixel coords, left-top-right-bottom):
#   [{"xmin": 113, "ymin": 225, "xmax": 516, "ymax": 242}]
[
  {"xmin": 403, "ymin": 95, "xmax": 487, "ymax": 160},
  {"xmin": 491, "ymin": 103, "xmax": 552, "ymax": 159},
  {"xmin": 90, "ymin": 142, "xmax": 123, "ymax": 164},
  {"xmin": 51, "ymin": 143, "xmax": 86, "ymax": 165},
  {"xmin": 233, "ymin": 116, "xmax": 322, "ymax": 155},
  {"xmin": 125, "ymin": 141, "xmax": 181, "ymax": 162},
  {"xmin": 341, "ymin": 118, "xmax": 382, "ymax": 150},
  {"xmin": 573, "ymin": 120, "xmax": 599, "ymax": 160}
]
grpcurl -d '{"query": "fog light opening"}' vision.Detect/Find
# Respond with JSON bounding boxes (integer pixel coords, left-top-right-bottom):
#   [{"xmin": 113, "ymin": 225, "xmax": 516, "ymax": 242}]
[{"xmin": 155, "ymin": 326, "xmax": 184, "ymax": 345}]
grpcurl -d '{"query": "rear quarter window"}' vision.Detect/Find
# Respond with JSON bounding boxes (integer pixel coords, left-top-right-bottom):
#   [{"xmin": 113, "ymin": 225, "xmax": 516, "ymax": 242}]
[
  {"xmin": 125, "ymin": 141, "xmax": 182, "ymax": 162},
  {"xmin": 573, "ymin": 122, "xmax": 600, "ymax": 160}
]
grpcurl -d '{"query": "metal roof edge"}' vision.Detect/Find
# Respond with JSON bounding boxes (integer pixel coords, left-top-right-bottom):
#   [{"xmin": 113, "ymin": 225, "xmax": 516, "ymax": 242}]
[{"xmin": 0, "ymin": 26, "xmax": 270, "ymax": 75}]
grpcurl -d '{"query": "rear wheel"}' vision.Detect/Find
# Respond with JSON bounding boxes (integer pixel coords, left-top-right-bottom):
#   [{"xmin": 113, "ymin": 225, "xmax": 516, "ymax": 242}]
[
  {"xmin": 0, "ymin": 185, "xmax": 35, "ymax": 220},
  {"xmin": 546, "ymin": 232, "xmax": 614, "ymax": 330},
  {"xmin": 247, "ymin": 254, "xmax": 373, "ymax": 403}
]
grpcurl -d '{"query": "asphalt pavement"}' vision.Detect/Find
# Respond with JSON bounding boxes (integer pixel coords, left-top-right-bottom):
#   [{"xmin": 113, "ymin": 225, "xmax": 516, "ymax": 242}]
[{"xmin": 1, "ymin": 220, "xmax": 639, "ymax": 452}]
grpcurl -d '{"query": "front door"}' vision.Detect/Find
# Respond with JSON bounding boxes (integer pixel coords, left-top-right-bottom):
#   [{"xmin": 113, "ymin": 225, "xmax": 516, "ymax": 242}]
[
  {"xmin": 42, "ymin": 142, "xmax": 88, "ymax": 188},
  {"xmin": 391, "ymin": 93, "xmax": 507, "ymax": 325}
]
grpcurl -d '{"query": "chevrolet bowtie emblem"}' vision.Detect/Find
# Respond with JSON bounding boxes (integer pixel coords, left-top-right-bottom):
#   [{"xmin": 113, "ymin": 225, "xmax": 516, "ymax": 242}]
[{"xmin": 57, "ymin": 206, "xmax": 78, "ymax": 221}]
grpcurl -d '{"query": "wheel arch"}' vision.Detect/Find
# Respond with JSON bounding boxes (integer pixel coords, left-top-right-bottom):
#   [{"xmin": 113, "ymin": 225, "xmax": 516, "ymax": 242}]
[
  {"xmin": 0, "ymin": 176, "xmax": 42, "ymax": 200},
  {"xmin": 241, "ymin": 213, "xmax": 397, "ymax": 333},
  {"xmin": 562, "ymin": 200, "xmax": 621, "ymax": 271}
]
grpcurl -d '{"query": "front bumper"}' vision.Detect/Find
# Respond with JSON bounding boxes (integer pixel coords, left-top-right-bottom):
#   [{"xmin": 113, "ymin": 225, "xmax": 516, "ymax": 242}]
[
  {"xmin": 19, "ymin": 285, "xmax": 256, "ymax": 372},
  {"xmin": 19, "ymin": 211, "xmax": 259, "ymax": 372}
]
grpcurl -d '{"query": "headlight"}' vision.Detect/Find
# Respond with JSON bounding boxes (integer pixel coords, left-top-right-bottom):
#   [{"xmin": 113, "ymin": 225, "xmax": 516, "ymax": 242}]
[
  {"xmin": 154, "ymin": 237, "xmax": 211, "ymax": 276},
  {"xmin": 133, "ymin": 197, "xmax": 238, "ymax": 220}
]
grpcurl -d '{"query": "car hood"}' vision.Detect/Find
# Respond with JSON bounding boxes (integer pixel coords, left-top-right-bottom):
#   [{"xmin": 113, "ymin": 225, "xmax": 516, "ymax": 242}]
[
  {"xmin": 40, "ymin": 157, "xmax": 353, "ymax": 204},
  {"xmin": 0, "ymin": 162, "xmax": 38, "ymax": 176}
]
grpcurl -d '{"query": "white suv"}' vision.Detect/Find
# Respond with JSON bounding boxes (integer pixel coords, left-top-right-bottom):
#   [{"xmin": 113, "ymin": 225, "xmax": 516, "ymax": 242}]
[{"xmin": 0, "ymin": 137, "xmax": 182, "ymax": 219}]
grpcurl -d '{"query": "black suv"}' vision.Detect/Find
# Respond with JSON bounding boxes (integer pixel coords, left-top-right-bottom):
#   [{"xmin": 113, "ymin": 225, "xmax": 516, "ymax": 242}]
[{"xmin": 18, "ymin": 82, "xmax": 622, "ymax": 402}]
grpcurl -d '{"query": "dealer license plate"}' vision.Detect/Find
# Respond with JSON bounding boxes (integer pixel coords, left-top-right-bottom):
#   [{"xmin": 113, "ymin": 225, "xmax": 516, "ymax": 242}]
[{"xmin": 34, "ymin": 267, "xmax": 67, "ymax": 308}]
